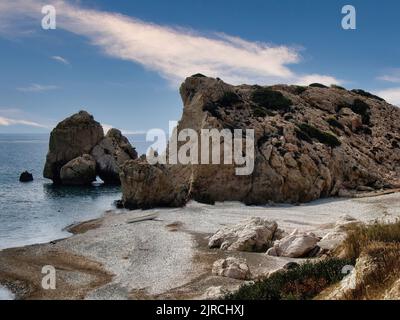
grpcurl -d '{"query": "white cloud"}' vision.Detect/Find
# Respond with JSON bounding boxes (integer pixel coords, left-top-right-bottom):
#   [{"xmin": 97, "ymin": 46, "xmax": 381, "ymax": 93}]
[
  {"xmin": 0, "ymin": 0, "xmax": 341, "ymax": 86},
  {"xmin": 377, "ymin": 69, "xmax": 400, "ymax": 83},
  {"xmin": 374, "ymin": 88, "xmax": 400, "ymax": 106},
  {"xmin": 296, "ymin": 74, "xmax": 343, "ymax": 86},
  {"xmin": 101, "ymin": 123, "xmax": 113, "ymax": 134},
  {"xmin": 51, "ymin": 55, "xmax": 69, "ymax": 65},
  {"xmin": 17, "ymin": 83, "xmax": 59, "ymax": 92},
  {"xmin": 0, "ymin": 116, "xmax": 49, "ymax": 128},
  {"xmin": 101, "ymin": 123, "xmax": 145, "ymax": 135}
]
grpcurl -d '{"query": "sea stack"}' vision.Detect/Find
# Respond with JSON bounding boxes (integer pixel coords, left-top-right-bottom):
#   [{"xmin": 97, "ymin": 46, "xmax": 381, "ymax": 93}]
[
  {"xmin": 43, "ymin": 110, "xmax": 137, "ymax": 185},
  {"xmin": 120, "ymin": 75, "xmax": 400, "ymax": 209}
]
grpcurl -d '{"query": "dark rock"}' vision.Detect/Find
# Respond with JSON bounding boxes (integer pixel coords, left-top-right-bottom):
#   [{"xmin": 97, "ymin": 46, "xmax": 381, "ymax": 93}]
[
  {"xmin": 19, "ymin": 171, "xmax": 33, "ymax": 182},
  {"xmin": 43, "ymin": 110, "xmax": 104, "ymax": 184}
]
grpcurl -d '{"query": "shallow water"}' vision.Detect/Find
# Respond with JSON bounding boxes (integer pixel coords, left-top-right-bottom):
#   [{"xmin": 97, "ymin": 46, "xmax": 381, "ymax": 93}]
[
  {"xmin": 0, "ymin": 133, "xmax": 146, "ymax": 250},
  {"xmin": 0, "ymin": 286, "xmax": 14, "ymax": 300}
]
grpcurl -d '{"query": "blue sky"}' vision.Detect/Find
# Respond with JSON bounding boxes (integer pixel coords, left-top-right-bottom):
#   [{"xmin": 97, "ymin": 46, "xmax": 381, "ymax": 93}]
[{"xmin": 1, "ymin": 0, "xmax": 400, "ymax": 133}]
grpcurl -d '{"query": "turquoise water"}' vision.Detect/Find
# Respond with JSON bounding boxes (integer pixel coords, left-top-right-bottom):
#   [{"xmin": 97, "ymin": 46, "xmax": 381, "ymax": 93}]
[{"xmin": 0, "ymin": 134, "xmax": 147, "ymax": 250}]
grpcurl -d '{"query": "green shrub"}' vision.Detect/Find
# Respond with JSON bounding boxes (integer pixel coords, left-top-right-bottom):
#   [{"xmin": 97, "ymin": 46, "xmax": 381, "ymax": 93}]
[
  {"xmin": 253, "ymin": 106, "xmax": 267, "ymax": 118},
  {"xmin": 351, "ymin": 89, "xmax": 385, "ymax": 102},
  {"xmin": 331, "ymin": 84, "xmax": 346, "ymax": 91},
  {"xmin": 217, "ymin": 91, "xmax": 241, "ymax": 107},
  {"xmin": 251, "ymin": 88, "xmax": 292, "ymax": 111},
  {"xmin": 309, "ymin": 83, "xmax": 328, "ymax": 89},
  {"xmin": 295, "ymin": 128, "xmax": 312, "ymax": 144},
  {"xmin": 225, "ymin": 258, "xmax": 352, "ymax": 300},
  {"xmin": 326, "ymin": 117, "xmax": 345, "ymax": 130},
  {"xmin": 202, "ymin": 102, "xmax": 221, "ymax": 118},
  {"xmin": 292, "ymin": 86, "xmax": 308, "ymax": 95},
  {"xmin": 351, "ymin": 99, "xmax": 371, "ymax": 124},
  {"xmin": 297, "ymin": 123, "xmax": 341, "ymax": 147},
  {"xmin": 191, "ymin": 73, "xmax": 207, "ymax": 78}
]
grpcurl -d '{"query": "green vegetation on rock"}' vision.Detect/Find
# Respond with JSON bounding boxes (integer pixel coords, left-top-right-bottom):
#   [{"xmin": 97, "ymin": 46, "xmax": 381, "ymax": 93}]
[
  {"xmin": 309, "ymin": 83, "xmax": 328, "ymax": 89},
  {"xmin": 251, "ymin": 88, "xmax": 292, "ymax": 112},
  {"xmin": 225, "ymin": 258, "xmax": 352, "ymax": 300},
  {"xmin": 297, "ymin": 123, "xmax": 341, "ymax": 147}
]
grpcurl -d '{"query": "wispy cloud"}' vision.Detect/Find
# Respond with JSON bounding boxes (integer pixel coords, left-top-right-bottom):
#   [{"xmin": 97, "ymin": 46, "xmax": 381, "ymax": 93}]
[
  {"xmin": 374, "ymin": 87, "xmax": 400, "ymax": 106},
  {"xmin": 377, "ymin": 68, "xmax": 400, "ymax": 83},
  {"xmin": 51, "ymin": 55, "xmax": 69, "ymax": 65},
  {"xmin": 0, "ymin": 0, "xmax": 341, "ymax": 86},
  {"xmin": 17, "ymin": 83, "xmax": 59, "ymax": 93},
  {"xmin": 0, "ymin": 116, "xmax": 50, "ymax": 128},
  {"xmin": 101, "ymin": 123, "xmax": 146, "ymax": 135}
]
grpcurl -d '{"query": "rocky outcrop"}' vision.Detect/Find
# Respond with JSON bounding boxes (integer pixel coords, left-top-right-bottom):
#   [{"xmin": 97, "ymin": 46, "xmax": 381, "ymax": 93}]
[
  {"xmin": 120, "ymin": 75, "xmax": 400, "ymax": 208},
  {"xmin": 208, "ymin": 217, "xmax": 283, "ymax": 252},
  {"xmin": 91, "ymin": 129, "xmax": 138, "ymax": 184},
  {"xmin": 43, "ymin": 111, "xmax": 104, "ymax": 184},
  {"xmin": 19, "ymin": 171, "xmax": 33, "ymax": 182},
  {"xmin": 266, "ymin": 230, "xmax": 320, "ymax": 258},
  {"xmin": 212, "ymin": 257, "xmax": 251, "ymax": 280},
  {"xmin": 44, "ymin": 111, "xmax": 137, "ymax": 185},
  {"xmin": 318, "ymin": 215, "xmax": 362, "ymax": 251},
  {"xmin": 60, "ymin": 154, "xmax": 97, "ymax": 185}
]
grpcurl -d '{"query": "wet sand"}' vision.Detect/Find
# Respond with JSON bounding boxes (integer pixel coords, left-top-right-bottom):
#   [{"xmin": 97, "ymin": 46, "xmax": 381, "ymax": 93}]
[{"xmin": 1, "ymin": 192, "xmax": 399, "ymax": 300}]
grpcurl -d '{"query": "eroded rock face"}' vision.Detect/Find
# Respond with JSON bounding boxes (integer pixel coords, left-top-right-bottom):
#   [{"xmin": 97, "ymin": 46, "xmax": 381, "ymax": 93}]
[
  {"xmin": 208, "ymin": 217, "xmax": 282, "ymax": 252},
  {"xmin": 266, "ymin": 230, "xmax": 320, "ymax": 258},
  {"xmin": 120, "ymin": 160, "xmax": 190, "ymax": 209},
  {"xmin": 91, "ymin": 128, "xmax": 138, "ymax": 184},
  {"xmin": 43, "ymin": 111, "xmax": 104, "ymax": 183},
  {"xmin": 212, "ymin": 257, "xmax": 251, "ymax": 280},
  {"xmin": 60, "ymin": 154, "xmax": 97, "ymax": 185},
  {"xmin": 121, "ymin": 76, "xmax": 400, "ymax": 208}
]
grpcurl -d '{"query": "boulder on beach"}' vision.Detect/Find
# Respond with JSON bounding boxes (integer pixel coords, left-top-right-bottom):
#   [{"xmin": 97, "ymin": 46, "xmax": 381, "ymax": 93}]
[
  {"xmin": 266, "ymin": 230, "xmax": 320, "ymax": 258},
  {"xmin": 19, "ymin": 171, "xmax": 33, "ymax": 182},
  {"xmin": 208, "ymin": 217, "xmax": 283, "ymax": 252},
  {"xmin": 212, "ymin": 257, "xmax": 251, "ymax": 280},
  {"xmin": 91, "ymin": 128, "xmax": 138, "ymax": 185},
  {"xmin": 60, "ymin": 154, "xmax": 97, "ymax": 186},
  {"xmin": 43, "ymin": 111, "xmax": 104, "ymax": 184},
  {"xmin": 120, "ymin": 75, "xmax": 400, "ymax": 209}
]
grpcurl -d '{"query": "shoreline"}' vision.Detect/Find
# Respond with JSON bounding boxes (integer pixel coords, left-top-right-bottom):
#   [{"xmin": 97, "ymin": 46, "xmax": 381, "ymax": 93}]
[{"xmin": 1, "ymin": 191, "xmax": 400, "ymax": 300}]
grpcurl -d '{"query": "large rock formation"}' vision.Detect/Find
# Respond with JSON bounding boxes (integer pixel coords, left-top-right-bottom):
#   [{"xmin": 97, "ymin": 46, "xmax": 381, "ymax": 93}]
[
  {"xmin": 43, "ymin": 111, "xmax": 104, "ymax": 184},
  {"xmin": 120, "ymin": 75, "xmax": 400, "ymax": 208},
  {"xmin": 91, "ymin": 128, "xmax": 138, "ymax": 184},
  {"xmin": 44, "ymin": 111, "xmax": 137, "ymax": 185}
]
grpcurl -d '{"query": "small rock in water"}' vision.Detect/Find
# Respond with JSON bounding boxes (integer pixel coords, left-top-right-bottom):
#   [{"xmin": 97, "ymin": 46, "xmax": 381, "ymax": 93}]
[{"xmin": 19, "ymin": 171, "xmax": 33, "ymax": 182}]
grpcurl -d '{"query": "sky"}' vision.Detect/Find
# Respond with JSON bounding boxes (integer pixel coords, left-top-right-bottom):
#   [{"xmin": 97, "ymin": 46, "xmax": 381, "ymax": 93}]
[{"xmin": 0, "ymin": 0, "xmax": 400, "ymax": 133}]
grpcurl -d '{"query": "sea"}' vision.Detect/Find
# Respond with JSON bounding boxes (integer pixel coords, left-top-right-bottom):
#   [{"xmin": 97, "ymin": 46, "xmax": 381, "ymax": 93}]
[{"xmin": 0, "ymin": 133, "xmax": 150, "ymax": 251}]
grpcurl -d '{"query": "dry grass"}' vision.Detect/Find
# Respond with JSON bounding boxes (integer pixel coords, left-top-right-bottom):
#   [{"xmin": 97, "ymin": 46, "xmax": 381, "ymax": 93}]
[
  {"xmin": 333, "ymin": 220, "xmax": 400, "ymax": 299},
  {"xmin": 339, "ymin": 220, "xmax": 400, "ymax": 260}
]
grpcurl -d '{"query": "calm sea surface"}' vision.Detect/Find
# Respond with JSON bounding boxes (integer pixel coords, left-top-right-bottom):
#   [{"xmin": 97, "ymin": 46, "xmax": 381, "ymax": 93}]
[{"xmin": 0, "ymin": 133, "xmax": 148, "ymax": 250}]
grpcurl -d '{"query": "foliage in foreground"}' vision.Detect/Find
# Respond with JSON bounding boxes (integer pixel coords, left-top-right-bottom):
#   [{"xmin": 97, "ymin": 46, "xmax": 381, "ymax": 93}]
[
  {"xmin": 225, "ymin": 258, "xmax": 352, "ymax": 300},
  {"xmin": 340, "ymin": 220, "xmax": 400, "ymax": 260}
]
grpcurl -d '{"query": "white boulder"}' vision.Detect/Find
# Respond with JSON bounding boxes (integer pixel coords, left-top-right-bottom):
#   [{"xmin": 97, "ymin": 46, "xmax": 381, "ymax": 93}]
[
  {"xmin": 208, "ymin": 217, "xmax": 282, "ymax": 252},
  {"xmin": 212, "ymin": 257, "xmax": 251, "ymax": 280},
  {"xmin": 266, "ymin": 229, "xmax": 319, "ymax": 258}
]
